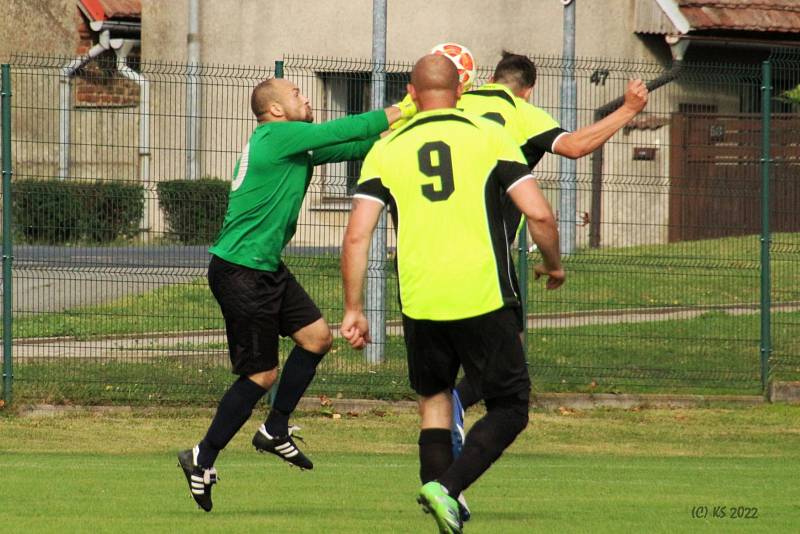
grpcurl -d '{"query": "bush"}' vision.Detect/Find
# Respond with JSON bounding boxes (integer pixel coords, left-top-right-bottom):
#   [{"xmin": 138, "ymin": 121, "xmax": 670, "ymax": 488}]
[
  {"xmin": 12, "ymin": 180, "xmax": 82, "ymax": 243},
  {"xmin": 12, "ymin": 179, "xmax": 144, "ymax": 244},
  {"xmin": 76, "ymin": 181, "xmax": 145, "ymax": 242},
  {"xmin": 156, "ymin": 178, "xmax": 229, "ymax": 245}
]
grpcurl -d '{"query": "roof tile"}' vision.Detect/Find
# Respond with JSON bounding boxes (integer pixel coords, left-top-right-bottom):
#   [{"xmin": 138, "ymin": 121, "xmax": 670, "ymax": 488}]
[
  {"xmin": 98, "ymin": 0, "xmax": 141, "ymax": 20},
  {"xmin": 678, "ymin": 0, "xmax": 800, "ymax": 33}
]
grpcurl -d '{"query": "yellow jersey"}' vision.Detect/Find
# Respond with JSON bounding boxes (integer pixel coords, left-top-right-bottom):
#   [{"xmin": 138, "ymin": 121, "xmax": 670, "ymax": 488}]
[
  {"xmin": 355, "ymin": 108, "xmax": 532, "ymax": 321},
  {"xmin": 458, "ymin": 83, "xmax": 566, "ymax": 169}
]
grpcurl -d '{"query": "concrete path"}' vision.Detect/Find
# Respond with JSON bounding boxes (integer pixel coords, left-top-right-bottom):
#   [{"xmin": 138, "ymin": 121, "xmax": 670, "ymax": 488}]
[{"xmin": 7, "ymin": 245, "xmax": 209, "ymax": 313}]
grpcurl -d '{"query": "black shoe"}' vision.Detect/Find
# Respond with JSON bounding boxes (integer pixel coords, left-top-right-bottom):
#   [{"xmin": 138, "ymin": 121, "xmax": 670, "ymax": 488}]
[
  {"xmin": 177, "ymin": 446, "xmax": 218, "ymax": 512},
  {"xmin": 252, "ymin": 424, "xmax": 313, "ymax": 470}
]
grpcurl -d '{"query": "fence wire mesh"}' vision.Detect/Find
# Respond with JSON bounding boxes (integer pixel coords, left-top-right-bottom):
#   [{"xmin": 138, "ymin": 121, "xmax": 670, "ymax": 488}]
[
  {"xmin": 1, "ymin": 52, "xmax": 798, "ymax": 404},
  {"xmin": 768, "ymin": 50, "xmax": 800, "ymax": 389}
]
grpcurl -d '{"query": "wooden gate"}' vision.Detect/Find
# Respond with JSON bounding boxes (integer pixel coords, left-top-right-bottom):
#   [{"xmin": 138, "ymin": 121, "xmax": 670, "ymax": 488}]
[{"xmin": 669, "ymin": 113, "xmax": 800, "ymax": 242}]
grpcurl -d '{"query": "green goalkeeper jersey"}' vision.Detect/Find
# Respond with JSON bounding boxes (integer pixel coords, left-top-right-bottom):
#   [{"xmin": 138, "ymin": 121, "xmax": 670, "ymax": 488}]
[{"xmin": 209, "ymin": 110, "xmax": 388, "ymax": 271}]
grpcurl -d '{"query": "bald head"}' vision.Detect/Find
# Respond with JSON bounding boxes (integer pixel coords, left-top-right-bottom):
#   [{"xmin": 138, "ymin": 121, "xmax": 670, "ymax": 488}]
[
  {"xmin": 251, "ymin": 78, "xmax": 283, "ymax": 120},
  {"xmin": 408, "ymin": 54, "xmax": 461, "ymax": 111},
  {"xmin": 251, "ymin": 78, "xmax": 312, "ymax": 123},
  {"xmin": 411, "ymin": 54, "xmax": 459, "ymax": 92}
]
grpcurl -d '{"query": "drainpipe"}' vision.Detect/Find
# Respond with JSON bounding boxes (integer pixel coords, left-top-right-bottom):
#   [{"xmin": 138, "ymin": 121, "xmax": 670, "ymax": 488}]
[
  {"xmin": 186, "ymin": 0, "xmax": 201, "ymax": 180},
  {"xmin": 114, "ymin": 40, "xmax": 150, "ymax": 232},
  {"xmin": 89, "ymin": 19, "xmax": 142, "ymax": 36},
  {"xmin": 587, "ymin": 40, "xmax": 687, "ymax": 247},
  {"xmin": 59, "ymin": 29, "xmax": 111, "ymax": 180}
]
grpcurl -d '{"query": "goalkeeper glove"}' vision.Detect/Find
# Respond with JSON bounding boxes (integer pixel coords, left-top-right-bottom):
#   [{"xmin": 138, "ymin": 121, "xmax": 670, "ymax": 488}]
[
  {"xmin": 390, "ymin": 117, "xmax": 409, "ymax": 131},
  {"xmin": 390, "ymin": 93, "xmax": 417, "ymax": 129}
]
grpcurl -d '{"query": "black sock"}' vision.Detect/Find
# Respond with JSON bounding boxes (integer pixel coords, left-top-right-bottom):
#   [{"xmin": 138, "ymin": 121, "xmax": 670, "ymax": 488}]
[
  {"xmin": 438, "ymin": 394, "xmax": 529, "ymax": 496},
  {"xmin": 197, "ymin": 376, "xmax": 267, "ymax": 467},
  {"xmin": 418, "ymin": 428, "xmax": 453, "ymax": 484},
  {"xmin": 454, "ymin": 376, "xmax": 482, "ymax": 410},
  {"xmin": 264, "ymin": 345, "xmax": 325, "ymax": 436}
]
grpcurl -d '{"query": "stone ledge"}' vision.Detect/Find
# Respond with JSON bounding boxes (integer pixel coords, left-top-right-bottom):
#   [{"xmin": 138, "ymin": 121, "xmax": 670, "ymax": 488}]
[
  {"xmin": 12, "ymin": 393, "xmax": 765, "ymax": 417},
  {"xmin": 769, "ymin": 381, "xmax": 800, "ymax": 404},
  {"xmin": 297, "ymin": 392, "xmax": 764, "ymax": 414}
]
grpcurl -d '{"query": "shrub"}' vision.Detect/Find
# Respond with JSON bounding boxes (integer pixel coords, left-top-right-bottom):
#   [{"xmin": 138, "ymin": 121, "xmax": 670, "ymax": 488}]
[
  {"xmin": 12, "ymin": 179, "xmax": 82, "ymax": 243},
  {"xmin": 156, "ymin": 178, "xmax": 229, "ymax": 245},
  {"xmin": 76, "ymin": 181, "xmax": 145, "ymax": 242},
  {"xmin": 12, "ymin": 179, "xmax": 144, "ymax": 244}
]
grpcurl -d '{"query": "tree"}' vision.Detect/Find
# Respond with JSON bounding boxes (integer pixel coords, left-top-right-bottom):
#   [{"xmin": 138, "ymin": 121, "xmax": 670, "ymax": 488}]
[{"xmin": 777, "ymin": 84, "xmax": 800, "ymax": 106}]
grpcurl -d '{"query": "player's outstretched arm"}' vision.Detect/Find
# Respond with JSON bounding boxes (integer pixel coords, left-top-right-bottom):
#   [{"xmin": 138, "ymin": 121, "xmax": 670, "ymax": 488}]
[
  {"xmin": 276, "ymin": 101, "xmax": 413, "ymax": 159},
  {"xmin": 341, "ymin": 197, "xmax": 384, "ymax": 349},
  {"xmin": 312, "ymin": 137, "xmax": 380, "ymax": 166},
  {"xmin": 508, "ymin": 179, "xmax": 565, "ymax": 290},
  {"xmin": 552, "ymin": 78, "xmax": 648, "ymax": 159},
  {"xmin": 314, "ymin": 93, "xmax": 416, "ymax": 163}
]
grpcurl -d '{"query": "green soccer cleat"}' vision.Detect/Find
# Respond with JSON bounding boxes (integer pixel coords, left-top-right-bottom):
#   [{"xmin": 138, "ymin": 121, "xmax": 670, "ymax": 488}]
[{"xmin": 417, "ymin": 481, "xmax": 463, "ymax": 534}]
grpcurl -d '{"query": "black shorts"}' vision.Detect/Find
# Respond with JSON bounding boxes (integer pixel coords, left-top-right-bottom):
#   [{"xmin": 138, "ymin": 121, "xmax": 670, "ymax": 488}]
[
  {"xmin": 402, "ymin": 306, "xmax": 530, "ymax": 399},
  {"xmin": 208, "ymin": 255, "xmax": 322, "ymax": 376}
]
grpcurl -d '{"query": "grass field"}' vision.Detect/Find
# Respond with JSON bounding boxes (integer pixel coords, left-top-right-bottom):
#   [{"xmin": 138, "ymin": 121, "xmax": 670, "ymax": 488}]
[
  {"xmin": 11, "ymin": 234, "xmax": 800, "ymax": 340},
  {"xmin": 12, "ymin": 308, "xmax": 800, "ymax": 404},
  {"xmin": 1, "ymin": 404, "xmax": 798, "ymax": 533},
  {"xmin": 6, "ymin": 233, "xmax": 800, "ymax": 402}
]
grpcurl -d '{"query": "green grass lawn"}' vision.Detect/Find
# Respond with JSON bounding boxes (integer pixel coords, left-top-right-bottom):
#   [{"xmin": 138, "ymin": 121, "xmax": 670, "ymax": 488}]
[
  {"xmin": 6, "ymin": 234, "xmax": 800, "ymax": 402},
  {"xmin": 1, "ymin": 405, "xmax": 798, "ymax": 533},
  {"xmin": 12, "ymin": 309, "xmax": 799, "ymax": 404},
  {"xmin": 10, "ymin": 234, "xmax": 800, "ymax": 340},
  {"xmin": 528, "ymin": 232, "xmax": 800, "ymax": 314}
]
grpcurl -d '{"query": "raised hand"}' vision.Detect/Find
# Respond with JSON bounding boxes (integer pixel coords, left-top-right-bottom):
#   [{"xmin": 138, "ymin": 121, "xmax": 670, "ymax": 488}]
[{"xmin": 623, "ymin": 78, "xmax": 648, "ymax": 113}]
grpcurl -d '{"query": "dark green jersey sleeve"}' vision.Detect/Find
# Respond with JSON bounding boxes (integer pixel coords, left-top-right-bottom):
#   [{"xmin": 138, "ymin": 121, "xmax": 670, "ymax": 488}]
[
  {"xmin": 311, "ymin": 135, "xmax": 380, "ymax": 165},
  {"xmin": 269, "ymin": 110, "xmax": 388, "ymax": 158}
]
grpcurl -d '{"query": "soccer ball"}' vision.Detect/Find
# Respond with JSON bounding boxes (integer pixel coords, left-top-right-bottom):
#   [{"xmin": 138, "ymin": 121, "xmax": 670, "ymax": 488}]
[{"xmin": 430, "ymin": 42, "xmax": 476, "ymax": 90}]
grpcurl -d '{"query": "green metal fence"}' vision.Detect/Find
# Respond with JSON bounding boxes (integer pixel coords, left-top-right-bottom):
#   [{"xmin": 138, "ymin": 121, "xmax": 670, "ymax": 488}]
[
  {"xmin": 1, "ymin": 51, "xmax": 798, "ymax": 405},
  {"xmin": 767, "ymin": 49, "xmax": 800, "ymax": 393}
]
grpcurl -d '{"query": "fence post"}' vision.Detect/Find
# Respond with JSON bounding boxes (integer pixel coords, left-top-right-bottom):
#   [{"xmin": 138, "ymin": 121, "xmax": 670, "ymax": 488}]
[
  {"xmin": 558, "ymin": 0, "xmax": 577, "ymax": 254},
  {"xmin": 518, "ymin": 227, "xmax": 529, "ymax": 356},
  {"xmin": 186, "ymin": 0, "xmax": 201, "ymax": 181},
  {"xmin": 1, "ymin": 64, "xmax": 13, "ymax": 406},
  {"xmin": 262, "ymin": 59, "xmax": 285, "ymax": 408},
  {"xmin": 759, "ymin": 60, "xmax": 772, "ymax": 397},
  {"xmin": 364, "ymin": 0, "xmax": 388, "ymax": 364}
]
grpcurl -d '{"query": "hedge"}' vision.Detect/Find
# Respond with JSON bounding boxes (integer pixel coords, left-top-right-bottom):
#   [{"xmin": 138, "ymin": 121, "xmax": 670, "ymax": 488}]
[
  {"xmin": 12, "ymin": 179, "xmax": 145, "ymax": 244},
  {"xmin": 156, "ymin": 178, "xmax": 229, "ymax": 244}
]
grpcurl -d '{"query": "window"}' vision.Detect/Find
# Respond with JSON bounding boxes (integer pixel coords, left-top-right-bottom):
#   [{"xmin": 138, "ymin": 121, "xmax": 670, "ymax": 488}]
[{"xmin": 318, "ymin": 72, "xmax": 409, "ymax": 198}]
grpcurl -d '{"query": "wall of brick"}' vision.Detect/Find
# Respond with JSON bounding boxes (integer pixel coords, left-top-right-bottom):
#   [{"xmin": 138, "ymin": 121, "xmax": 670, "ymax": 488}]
[{"xmin": 73, "ymin": 13, "xmax": 140, "ymax": 108}]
